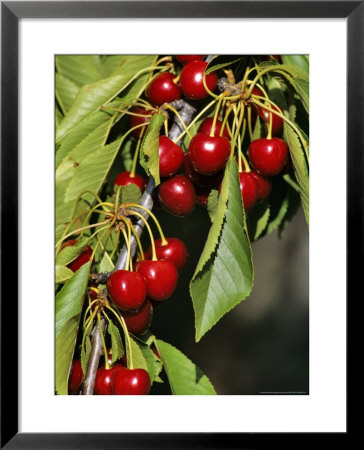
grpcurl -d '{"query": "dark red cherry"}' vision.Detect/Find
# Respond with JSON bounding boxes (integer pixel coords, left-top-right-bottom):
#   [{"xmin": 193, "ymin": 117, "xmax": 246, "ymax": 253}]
[
  {"xmin": 249, "ymin": 137, "xmax": 288, "ymax": 176},
  {"xmin": 179, "ymin": 61, "xmax": 218, "ymax": 100},
  {"xmin": 107, "ymin": 270, "xmax": 147, "ymax": 311},
  {"xmin": 198, "ymin": 117, "xmax": 230, "ymax": 140},
  {"xmin": 135, "ymin": 259, "xmax": 178, "ymax": 301},
  {"xmin": 111, "ymin": 367, "xmax": 151, "ymax": 395},
  {"xmin": 61, "ymin": 240, "xmax": 92, "ymax": 273},
  {"xmin": 238, "ymin": 172, "xmax": 260, "ymax": 210},
  {"xmin": 94, "ymin": 364, "xmax": 124, "ymax": 395},
  {"xmin": 188, "ymin": 133, "xmax": 230, "ymax": 175},
  {"xmin": 195, "ymin": 186, "xmax": 211, "ymax": 208},
  {"xmin": 250, "ymin": 171, "xmax": 272, "ymax": 202},
  {"xmin": 148, "ymin": 238, "xmax": 188, "ymax": 271},
  {"xmin": 129, "ymin": 107, "xmax": 151, "ymax": 139},
  {"xmin": 113, "ymin": 171, "xmax": 147, "ymax": 192},
  {"xmin": 158, "ymin": 175, "xmax": 195, "ymax": 216},
  {"xmin": 183, "ymin": 154, "xmax": 223, "ymax": 188},
  {"xmin": 158, "ymin": 136, "xmax": 184, "ymax": 178},
  {"xmin": 122, "ymin": 299, "xmax": 153, "ymax": 335},
  {"xmin": 68, "ymin": 360, "xmax": 83, "ymax": 394},
  {"xmin": 146, "ymin": 72, "xmax": 181, "ymax": 106},
  {"xmin": 175, "ymin": 55, "xmax": 206, "ymax": 64}
]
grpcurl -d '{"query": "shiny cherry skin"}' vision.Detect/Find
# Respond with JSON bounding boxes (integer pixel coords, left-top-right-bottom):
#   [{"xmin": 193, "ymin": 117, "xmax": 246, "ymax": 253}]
[
  {"xmin": 249, "ymin": 137, "xmax": 288, "ymax": 176},
  {"xmin": 188, "ymin": 133, "xmax": 230, "ymax": 175},
  {"xmin": 238, "ymin": 172, "xmax": 260, "ymax": 210},
  {"xmin": 147, "ymin": 238, "xmax": 188, "ymax": 271},
  {"xmin": 94, "ymin": 364, "xmax": 124, "ymax": 395},
  {"xmin": 158, "ymin": 136, "xmax": 184, "ymax": 178},
  {"xmin": 175, "ymin": 55, "xmax": 206, "ymax": 64},
  {"xmin": 107, "ymin": 270, "xmax": 147, "ymax": 311},
  {"xmin": 183, "ymin": 154, "xmax": 223, "ymax": 188},
  {"xmin": 129, "ymin": 107, "xmax": 151, "ymax": 139},
  {"xmin": 146, "ymin": 72, "xmax": 181, "ymax": 106},
  {"xmin": 61, "ymin": 240, "xmax": 92, "ymax": 273},
  {"xmin": 195, "ymin": 185, "xmax": 211, "ymax": 208},
  {"xmin": 179, "ymin": 61, "xmax": 218, "ymax": 100},
  {"xmin": 111, "ymin": 367, "xmax": 151, "ymax": 395},
  {"xmin": 158, "ymin": 175, "xmax": 196, "ymax": 216},
  {"xmin": 250, "ymin": 171, "xmax": 272, "ymax": 202},
  {"xmin": 135, "ymin": 259, "xmax": 178, "ymax": 301},
  {"xmin": 122, "ymin": 298, "xmax": 153, "ymax": 335},
  {"xmin": 197, "ymin": 117, "xmax": 230, "ymax": 140},
  {"xmin": 68, "ymin": 360, "xmax": 84, "ymax": 394},
  {"xmin": 113, "ymin": 171, "xmax": 147, "ymax": 192}
]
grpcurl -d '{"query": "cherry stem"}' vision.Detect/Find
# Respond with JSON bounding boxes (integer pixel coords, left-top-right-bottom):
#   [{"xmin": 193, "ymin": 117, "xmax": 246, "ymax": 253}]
[
  {"xmin": 245, "ymin": 65, "xmax": 286, "ymax": 98},
  {"xmin": 119, "ymin": 224, "xmax": 131, "ymax": 271},
  {"xmin": 231, "ymin": 102, "xmax": 245, "ymax": 157},
  {"xmin": 164, "ymin": 104, "xmax": 192, "ymax": 140},
  {"xmin": 210, "ymin": 94, "xmax": 225, "ymax": 137},
  {"xmin": 109, "ymin": 229, "xmax": 120, "ymax": 261},
  {"xmin": 125, "ymin": 203, "xmax": 167, "ymax": 246},
  {"xmin": 127, "ymin": 221, "xmax": 144, "ymax": 259},
  {"xmin": 164, "ymin": 118, "xmax": 169, "ymax": 136},
  {"xmin": 82, "ymin": 307, "xmax": 99, "ymax": 352},
  {"xmin": 55, "ymin": 220, "xmax": 111, "ymax": 248},
  {"xmin": 83, "ymin": 299, "xmax": 100, "ymax": 327},
  {"xmin": 255, "ymin": 83, "xmax": 273, "ymax": 139},
  {"xmin": 247, "ymin": 106, "xmax": 254, "ymax": 140},
  {"xmin": 127, "ymin": 209, "xmax": 157, "ymax": 260},
  {"xmin": 221, "ymin": 106, "xmax": 232, "ymax": 139},
  {"xmin": 97, "ymin": 312, "xmax": 110, "ymax": 370},
  {"xmin": 105, "ymin": 305, "xmax": 134, "ymax": 370},
  {"xmin": 90, "ymin": 225, "xmax": 113, "ymax": 262}
]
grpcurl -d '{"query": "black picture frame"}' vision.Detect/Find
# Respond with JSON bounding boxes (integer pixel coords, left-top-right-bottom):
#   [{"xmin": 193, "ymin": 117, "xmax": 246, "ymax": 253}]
[{"xmin": 1, "ymin": 1, "xmax": 358, "ymax": 447}]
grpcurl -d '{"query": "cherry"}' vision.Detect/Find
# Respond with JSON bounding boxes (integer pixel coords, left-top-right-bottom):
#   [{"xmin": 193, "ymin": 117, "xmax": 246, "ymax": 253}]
[
  {"xmin": 259, "ymin": 104, "xmax": 284, "ymax": 136},
  {"xmin": 146, "ymin": 72, "xmax": 181, "ymax": 106},
  {"xmin": 249, "ymin": 137, "xmax": 288, "ymax": 176},
  {"xmin": 183, "ymin": 154, "xmax": 223, "ymax": 188},
  {"xmin": 158, "ymin": 136, "xmax": 184, "ymax": 178},
  {"xmin": 175, "ymin": 55, "xmax": 206, "ymax": 64},
  {"xmin": 135, "ymin": 259, "xmax": 178, "ymax": 301},
  {"xmin": 111, "ymin": 367, "xmax": 151, "ymax": 395},
  {"xmin": 68, "ymin": 360, "xmax": 83, "ymax": 394},
  {"xmin": 195, "ymin": 186, "xmax": 211, "ymax": 208},
  {"xmin": 179, "ymin": 61, "xmax": 218, "ymax": 100},
  {"xmin": 158, "ymin": 175, "xmax": 196, "ymax": 216},
  {"xmin": 250, "ymin": 171, "xmax": 272, "ymax": 202},
  {"xmin": 238, "ymin": 172, "xmax": 260, "ymax": 210},
  {"xmin": 107, "ymin": 270, "xmax": 147, "ymax": 311},
  {"xmin": 113, "ymin": 171, "xmax": 147, "ymax": 192},
  {"xmin": 147, "ymin": 238, "xmax": 188, "ymax": 271},
  {"xmin": 188, "ymin": 133, "xmax": 230, "ymax": 175},
  {"xmin": 129, "ymin": 106, "xmax": 151, "ymax": 139},
  {"xmin": 122, "ymin": 298, "xmax": 153, "ymax": 335},
  {"xmin": 197, "ymin": 117, "xmax": 230, "ymax": 140},
  {"xmin": 61, "ymin": 240, "xmax": 92, "ymax": 273},
  {"xmin": 94, "ymin": 364, "xmax": 124, "ymax": 395}
]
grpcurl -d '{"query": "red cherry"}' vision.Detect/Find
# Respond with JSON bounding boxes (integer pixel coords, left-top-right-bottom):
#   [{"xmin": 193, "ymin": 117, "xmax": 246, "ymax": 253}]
[
  {"xmin": 107, "ymin": 270, "xmax": 147, "ymax": 311},
  {"xmin": 129, "ymin": 107, "xmax": 151, "ymax": 139},
  {"xmin": 195, "ymin": 186, "xmax": 211, "ymax": 208},
  {"xmin": 68, "ymin": 360, "xmax": 83, "ymax": 394},
  {"xmin": 197, "ymin": 117, "xmax": 230, "ymax": 140},
  {"xmin": 249, "ymin": 137, "xmax": 288, "ymax": 176},
  {"xmin": 111, "ymin": 367, "xmax": 151, "ymax": 395},
  {"xmin": 250, "ymin": 171, "xmax": 272, "ymax": 202},
  {"xmin": 183, "ymin": 154, "xmax": 223, "ymax": 188},
  {"xmin": 94, "ymin": 364, "xmax": 124, "ymax": 395},
  {"xmin": 61, "ymin": 240, "xmax": 92, "ymax": 273},
  {"xmin": 158, "ymin": 136, "xmax": 184, "ymax": 178},
  {"xmin": 175, "ymin": 55, "xmax": 206, "ymax": 64},
  {"xmin": 135, "ymin": 259, "xmax": 178, "ymax": 301},
  {"xmin": 238, "ymin": 172, "xmax": 260, "ymax": 210},
  {"xmin": 258, "ymin": 104, "xmax": 284, "ymax": 136},
  {"xmin": 188, "ymin": 133, "xmax": 230, "ymax": 175},
  {"xmin": 113, "ymin": 171, "xmax": 146, "ymax": 192},
  {"xmin": 179, "ymin": 61, "xmax": 218, "ymax": 100},
  {"xmin": 148, "ymin": 238, "xmax": 188, "ymax": 271},
  {"xmin": 122, "ymin": 299, "xmax": 153, "ymax": 335},
  {"xmin": 158, "ymin": 175, "xmax": 195, "ymax": 216},
  {"xmin": 146, "ymin": 72, "xmax": 181, "ymax": 106}
]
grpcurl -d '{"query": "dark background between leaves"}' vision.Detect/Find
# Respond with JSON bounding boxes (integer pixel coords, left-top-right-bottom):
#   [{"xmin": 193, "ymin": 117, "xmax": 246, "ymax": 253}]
[{"xmin": 146, "ymin": 202, "xmax": 308, "ymax": 395}]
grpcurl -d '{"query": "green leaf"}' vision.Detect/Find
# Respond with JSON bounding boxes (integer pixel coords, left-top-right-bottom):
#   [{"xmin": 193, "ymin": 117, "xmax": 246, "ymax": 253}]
[
  {"xmin": 139, "ymin": 113, "xmax": 165, "ymax": 186},
  {"xmin": 129, "ymin": 337, "xmax": 148, "ymax": 372},
  {"xmin": 56, "ymin": 55, "xmax": 106, "ymax": 86},
  {"xmin": 207, "ymin": 189, "xmax": 219, "ymax": 223},
  {"xmin": 107, "ymin": 321, "xmax": 124, "ymax": 364},
  {"xmin": 80, "ymin": 330, "xmax": 92, "ymax": 376},
  {"xmin": 99, "ymin": 252, "xmax": 115, "ymax": 273},
  {"xmin": 156, "ymin": 340, "xmax": 216, "ymax": 395},
  {"xmin": 137, "ymin": 343, "xmax": 158, "ymax": 384},
  {"xmin": 251, "ymin": 114, "xmax": 263, "ymax": 140},
  {"xmin": 55, "ymin": 262, "xmax": 91, "ymax": 394},
  {"xmin": 282, "ymin": 55, "xmax": 309, "ymax": 76},
  {"xmin": 55, "ymin": 265, "xmax": 74, "ymax": 284},
  {"xmin": 55, "ymin": 238, "xmax": 90, "ymax": 267},
  {"xmin": 190, "ymin": 160, "xmax": 254, "ymax": 341},
  {"xmin": 113, "ymin": 183, "xmax": 142, "ymax": 205},
  {"xmin": 55, "ymin": 73, "xmax": 79, "ymax": 114},
  {"xmin": 246, "ymin": 200, "xmax": 270, "ymax": 241},
  {"xmin": 291, "ymin": 78, "xmax": 309, "ymax": 113},
  {"xmin": 283, "ymin": 123, "xmax": 309, "ymax": 225},
  {"xmin": 205, "ymin": 55, "xmax": 243, "ymax": 75},
  {"xmin": 65, "ymin": 137, "xmax": 123, "ymax": 203}
]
